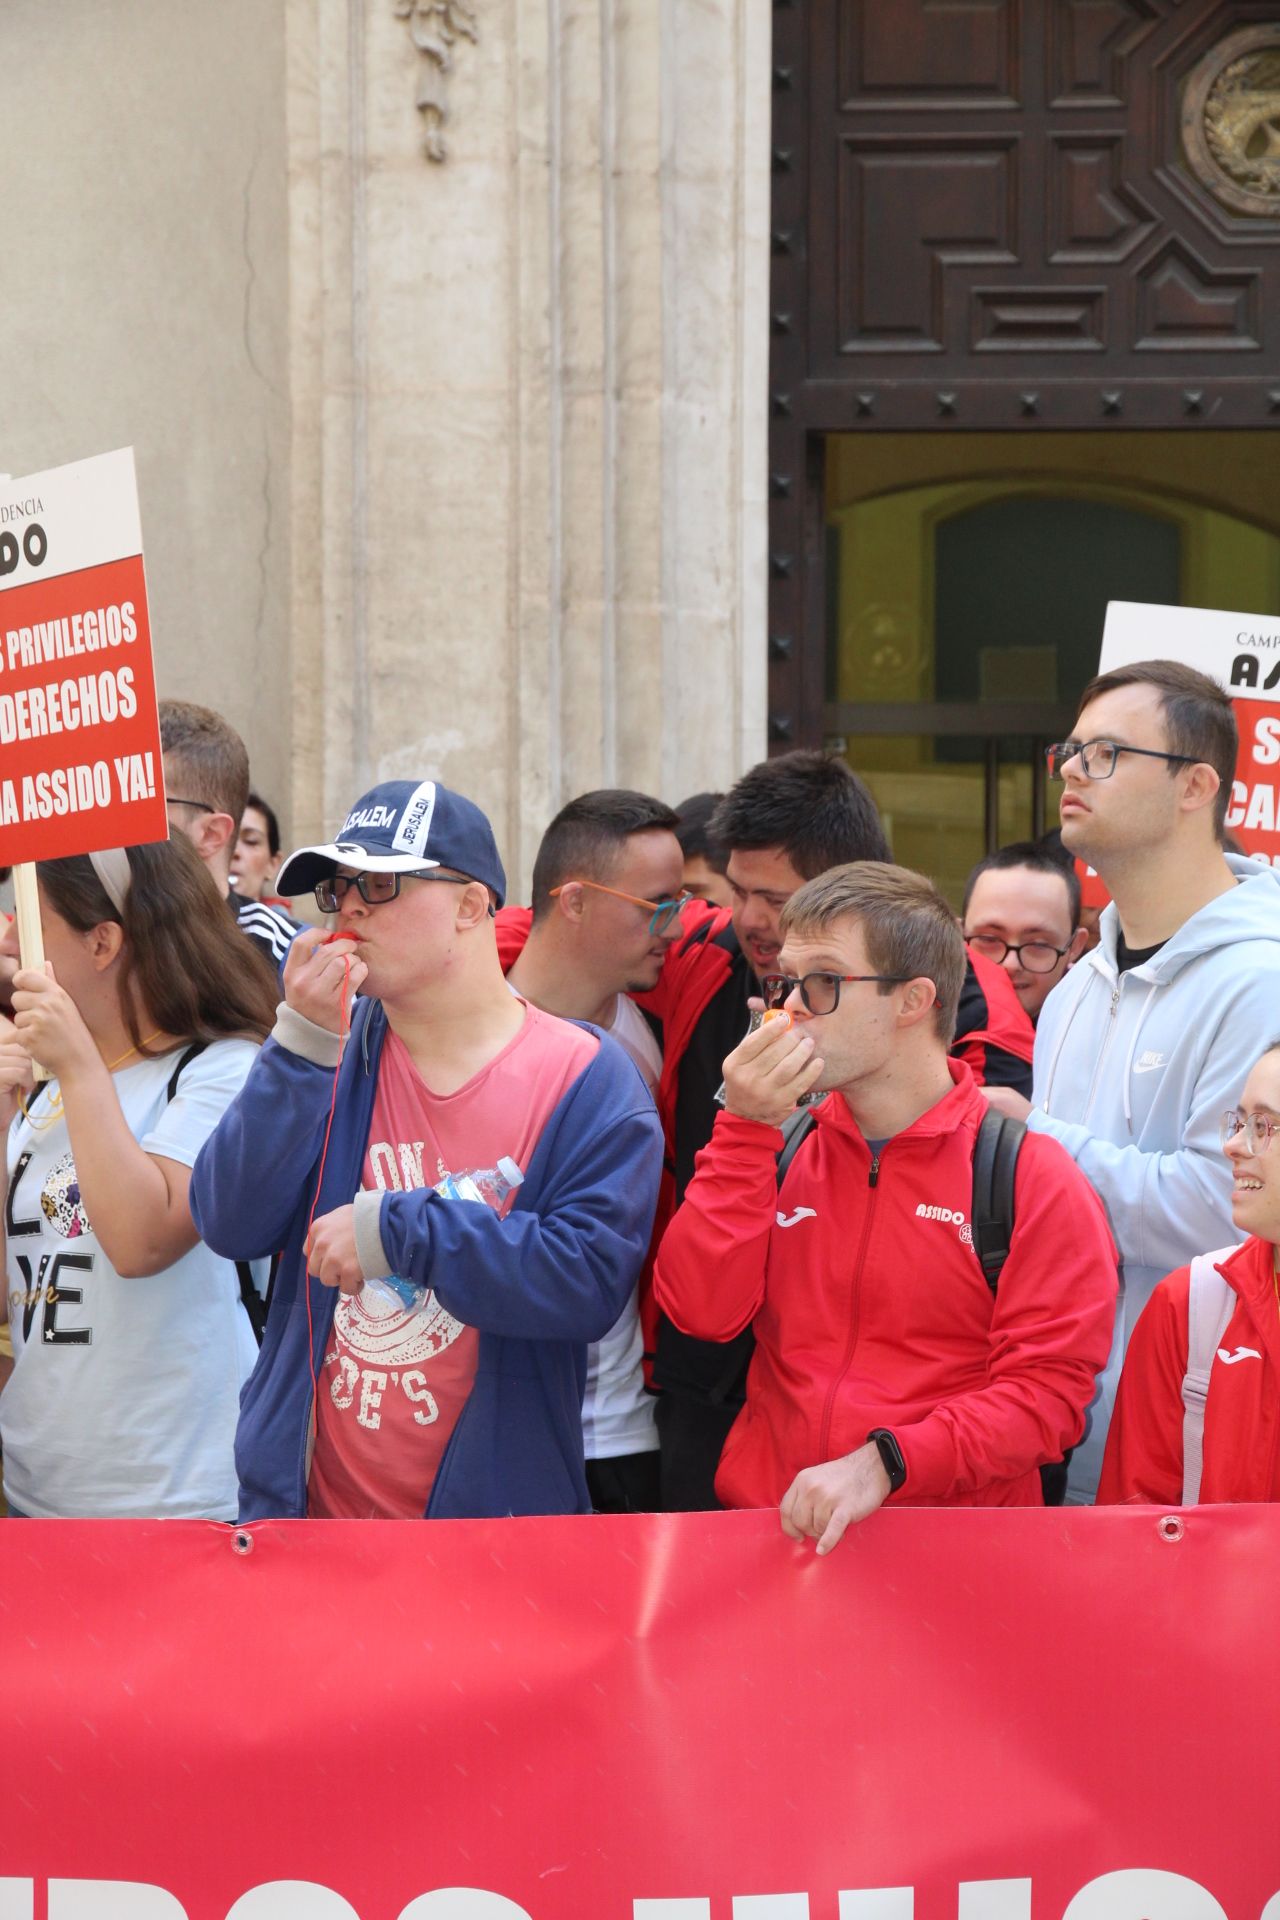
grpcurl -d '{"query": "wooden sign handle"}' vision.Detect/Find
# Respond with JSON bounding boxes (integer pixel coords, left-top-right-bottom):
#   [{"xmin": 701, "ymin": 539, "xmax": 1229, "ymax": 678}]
[{"xmin": 12, "ymin": 864, "xmax": 49, "ymax": 1083}]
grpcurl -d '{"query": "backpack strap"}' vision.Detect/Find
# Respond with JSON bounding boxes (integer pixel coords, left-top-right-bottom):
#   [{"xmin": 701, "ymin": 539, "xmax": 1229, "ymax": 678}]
[
  {"xmin": 969, "ymin": 1107, "xmax": 1026, "ymax": 1294},
  {"xmin": 165, "ymin": 1039, "xmax": 269, "ymax": 1347},
  {"xmin": 1180, "ymin": 1248, "xmax": 1237, "ymax": 1507},
  {"xmin": 775, "ymin": 1107, "xmax": 818, "ymax": 1189}
]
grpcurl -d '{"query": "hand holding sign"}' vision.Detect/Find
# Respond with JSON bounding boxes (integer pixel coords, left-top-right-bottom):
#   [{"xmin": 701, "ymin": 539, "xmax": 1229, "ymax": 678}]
[
  {"xmin": 0, "ymin": 1010, "xmax": 34, "ymax": 1127},
  {"xmin": 10, "ymin": 963, "xmax": 101, "ymax": 1085}
]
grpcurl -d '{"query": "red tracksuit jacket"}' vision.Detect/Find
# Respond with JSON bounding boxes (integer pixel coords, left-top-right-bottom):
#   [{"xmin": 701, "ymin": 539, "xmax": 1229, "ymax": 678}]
[
  {"xmin": 1098, "ymin": 1235, "xmax": 1280, "ymax": 1505},
  {"xmin": 653, "ymin": 1062, "xmax": 1117, "ymax": 1508}
]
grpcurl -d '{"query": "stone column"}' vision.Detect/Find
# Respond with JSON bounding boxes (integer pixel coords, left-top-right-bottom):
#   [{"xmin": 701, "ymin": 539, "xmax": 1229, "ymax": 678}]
[{"xmin": 285, "ymin": 0, "xmax": 770, "ymax": 892}]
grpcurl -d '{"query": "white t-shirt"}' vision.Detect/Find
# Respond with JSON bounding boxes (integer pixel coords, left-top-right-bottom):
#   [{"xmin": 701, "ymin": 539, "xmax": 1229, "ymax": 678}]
[
  {"xmin": 582, "ymin": 994, "xmax": 663, "ymax": 1461},
  {"xmin": 2, "ymin": 1038, "xmax": 262, "ymax": 1519}
]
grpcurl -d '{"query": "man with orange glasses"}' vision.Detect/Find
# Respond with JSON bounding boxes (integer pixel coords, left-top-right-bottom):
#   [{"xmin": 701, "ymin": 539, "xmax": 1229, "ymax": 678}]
[{"xmin": 502, "ymin": 789, "xmax": 687, "ymax": 1510}]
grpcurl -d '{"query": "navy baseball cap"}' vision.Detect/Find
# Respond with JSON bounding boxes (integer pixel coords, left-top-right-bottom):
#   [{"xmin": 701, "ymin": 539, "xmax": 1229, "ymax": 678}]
[{"xmin": 276, "ymin": 779, "xmax": 506, "ymax": 907}]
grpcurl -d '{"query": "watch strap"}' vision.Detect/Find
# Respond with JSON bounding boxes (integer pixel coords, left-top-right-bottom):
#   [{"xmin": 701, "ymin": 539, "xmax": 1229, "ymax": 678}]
[{"xmin": 868, "ymin": 1427, "xmax": 906, "ymax": 1494}]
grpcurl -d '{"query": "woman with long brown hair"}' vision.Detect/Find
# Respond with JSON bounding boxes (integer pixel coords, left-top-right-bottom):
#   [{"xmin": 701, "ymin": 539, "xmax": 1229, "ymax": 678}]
[{"xmin": 0, "ymin": 835, "xmax": 278, "ymax": 1518}]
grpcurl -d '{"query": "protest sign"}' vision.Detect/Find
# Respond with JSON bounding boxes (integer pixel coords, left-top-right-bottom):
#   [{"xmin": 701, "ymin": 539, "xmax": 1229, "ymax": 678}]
[
  {"xmin": 0, "ymin": 448, "xmax": 166, "ymax": 865},
  {"xmin": 1, "ymin": 1507, "xmax": 1279, "ymax": 1919},
  {"xmin": 1100, "ymin": 599, "xmax": 1280, "ymax": 866}
]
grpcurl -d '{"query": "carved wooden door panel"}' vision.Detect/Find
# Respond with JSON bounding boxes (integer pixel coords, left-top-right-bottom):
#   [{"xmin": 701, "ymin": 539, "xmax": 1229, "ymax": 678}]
[{"xmin": 769, "ymin": 0, "xmax": 1280, "ymax": 749}]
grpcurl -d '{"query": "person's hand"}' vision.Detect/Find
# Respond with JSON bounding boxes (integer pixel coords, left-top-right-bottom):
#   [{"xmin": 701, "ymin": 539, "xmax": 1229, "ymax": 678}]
[
  {"xmin": 10, "ymin": 964, "xmax": 99, "ymax": 1084},
  {"xmin": 779, "ymin": 1443, "xmax": 893, "ymax": 1555},
  {"xmin": 305, "ymin": 1203, "xmax": 365, "ymax": 1294},
  {"xmin": 721, "ymin": 1011, "xmax": 823, "ymax": 1126},
  {"xmin": 283, "ymin": 929, "xmax": 368, "ymax": 1034},
  {"xmin": 978, "ymin": 1085, "xmax": 1032, "ymax": 1121},
  {"xmin": 0, "ymin": 1012, "xmax": 34, "ymax": 1124}
]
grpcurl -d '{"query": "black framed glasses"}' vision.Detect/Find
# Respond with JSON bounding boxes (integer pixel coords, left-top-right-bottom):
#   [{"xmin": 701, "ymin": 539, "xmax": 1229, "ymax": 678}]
[
  {"xmin": 1220, "ymin": 1108, "xmax": 1280, "ymax": 1155},
  {"xmin": 1045, "ymin": 739, "xmax": 1198, "ymax": 781},
  {"xmin": 966, "ymin": 934, "xmax": 1071, "ymax": 974},
  {"xmin": 761, "ymin": 971, "xmax": 909, "ymax": 1016},
  {"xmin": 167, "ymin": 796, "xmax": 216, "ymax": 814},
  {"xmin": 314, "ymin": 870, "xmax": 470, "ymax": 912}
]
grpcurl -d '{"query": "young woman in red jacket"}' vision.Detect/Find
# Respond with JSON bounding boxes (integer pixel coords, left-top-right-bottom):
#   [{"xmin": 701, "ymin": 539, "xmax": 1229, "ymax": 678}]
[{"xmin": 1099, "ymin": 1039, "xmax": 1280, "ymax": 1506}]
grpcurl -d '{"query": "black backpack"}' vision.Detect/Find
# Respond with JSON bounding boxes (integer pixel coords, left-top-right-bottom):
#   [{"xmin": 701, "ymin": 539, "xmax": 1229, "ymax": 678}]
[{"xmin": 166, "ymin": 1043, "xmax": 273, "ymax": 1344}]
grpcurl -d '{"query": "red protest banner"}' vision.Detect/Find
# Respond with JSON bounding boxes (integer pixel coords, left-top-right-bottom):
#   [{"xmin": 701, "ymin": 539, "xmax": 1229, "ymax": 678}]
[
  {"xmin": 1, "ymin": 1507, "xmax": 1278, "ymax": 1919},
  {"xmin": 0, "ymin": 449, "xmax": 166, "ymax": 864}
]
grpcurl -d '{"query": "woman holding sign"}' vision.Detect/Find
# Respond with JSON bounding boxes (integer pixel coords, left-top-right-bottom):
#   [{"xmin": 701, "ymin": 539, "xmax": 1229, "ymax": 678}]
[{"xmin": 0, "ymin": 837, "xmax": 277, "ymax": 1519}]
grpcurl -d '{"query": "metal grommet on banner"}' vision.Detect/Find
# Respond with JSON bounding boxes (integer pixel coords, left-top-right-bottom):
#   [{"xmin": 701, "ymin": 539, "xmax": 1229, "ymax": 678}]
[
  {"xmin": 1157, "ymin": 1515, "xmax": 1185, "ymax": 1544},
  {"xmin": 232, "ymin": 1529, "xmax": 255, "ymax": 1557}
]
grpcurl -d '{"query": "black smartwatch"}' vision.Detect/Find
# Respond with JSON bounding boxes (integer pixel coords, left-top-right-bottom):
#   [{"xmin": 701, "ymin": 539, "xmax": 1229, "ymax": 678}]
[{"xmin": 867, "ymin": 1428, "xmax": 906, "ymax": 1494}]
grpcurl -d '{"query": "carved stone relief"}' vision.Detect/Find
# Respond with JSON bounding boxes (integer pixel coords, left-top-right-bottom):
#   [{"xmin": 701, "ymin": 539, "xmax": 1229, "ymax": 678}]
[
  {"xmin": 394, "ymin": 0, "xmax": 477, "ymax": 161},
  {"xmin": 1183, "ymin": 26, "xmax": 1280, "ymax": 217}
]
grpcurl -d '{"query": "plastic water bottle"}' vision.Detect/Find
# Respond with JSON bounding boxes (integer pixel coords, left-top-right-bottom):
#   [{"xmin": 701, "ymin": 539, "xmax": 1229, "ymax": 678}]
[{"xmin": 362, "ymin": 1157, "xmax": 526, "ymax": 1314}]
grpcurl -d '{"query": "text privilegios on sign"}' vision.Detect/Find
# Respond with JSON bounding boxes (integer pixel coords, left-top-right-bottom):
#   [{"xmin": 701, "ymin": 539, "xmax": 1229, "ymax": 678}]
[{"xmin": 0, "ymin": 448, "xmax": 167, "ymax": 864}]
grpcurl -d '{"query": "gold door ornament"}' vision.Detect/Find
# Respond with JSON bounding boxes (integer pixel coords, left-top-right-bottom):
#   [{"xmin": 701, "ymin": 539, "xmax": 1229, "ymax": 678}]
[{"xmin": 1183, "ymin": 26, "xmax": 1280, "ymax": 218}]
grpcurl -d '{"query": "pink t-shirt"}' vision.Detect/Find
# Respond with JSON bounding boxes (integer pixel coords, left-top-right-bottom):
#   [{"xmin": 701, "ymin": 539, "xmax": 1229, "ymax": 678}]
[{"xmin": 308, "ymin": 1003, "xmax": 598, "ymax": 1519}]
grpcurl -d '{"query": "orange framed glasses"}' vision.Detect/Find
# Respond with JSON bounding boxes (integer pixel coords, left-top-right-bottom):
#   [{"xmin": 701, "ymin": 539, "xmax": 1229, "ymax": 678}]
[{"xmin": 549, "ymin": 879, "xmax": 691, "ymax": 936}]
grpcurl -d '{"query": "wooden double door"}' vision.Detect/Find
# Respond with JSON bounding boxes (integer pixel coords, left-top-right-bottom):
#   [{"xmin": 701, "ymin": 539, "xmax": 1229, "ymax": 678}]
[{"xmin": 768, "ymin": 0, "xmax": 1280, "ymax": 799}]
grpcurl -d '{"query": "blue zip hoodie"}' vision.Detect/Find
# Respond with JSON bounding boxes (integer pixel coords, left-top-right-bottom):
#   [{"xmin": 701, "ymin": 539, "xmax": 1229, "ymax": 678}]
[
  {"xmin": 189, "ymin": 996, "xmax": 663, "ymax": 1520},
  {"xmin": 1029, "ymin": 854, "xmax": 1280, "ymax": 1500}
]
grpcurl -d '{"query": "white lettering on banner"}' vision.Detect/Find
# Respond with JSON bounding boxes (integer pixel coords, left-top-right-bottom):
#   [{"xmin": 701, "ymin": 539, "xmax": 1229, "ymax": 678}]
[
  {"xmin": 11, "ymin": 1877, "xmax": 1278, "ymax": 1919},
  {"xmin": 634, "ymin": 1906, "xmax": 711, "ymax": 1919},
  {"xmin": 112, "ymin": 752, "xmax": 157, "ymax": 803},
  {"xmin": 18, "ymin": 762, "xmax": 113, "ymax": 823},
  {"xmin": 398, "ymin": 1895, "xmax": 534, "ymax": 1918},
  {"xmin": 1062, "ymin": 1870, "xmax": 1229, "ymax": 1919},
  {"xmin": 49, "ymin": 1883, "xmax": 187, "ymax": 1919},
  {"xmin": 0, "ymin": 1879, "xmax": 32, "ymax": 1920},
  {"xmin": 958, "ymin": 1882, "xmax": 1030, "ymax": 1920},
  {"xmin": 0, "ymin": 667, "xmax": 137, "ymax": 744},
  {"xmin": 226, "ymin": 1885, "xmax": 361, "ymax": 1918},
  {"xmin": 1252, "ymin": 718, "xmax": 1280, "ymax": 765}
]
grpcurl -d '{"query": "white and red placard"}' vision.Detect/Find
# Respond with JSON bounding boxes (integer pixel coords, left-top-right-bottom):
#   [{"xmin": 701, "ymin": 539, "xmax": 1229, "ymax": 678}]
[
  {"xmin": 1, "ymin": 1507, "xmax": 1279, "ymax": 1919},
  {"xmin": 1100, "ymin": 598, "xmax": 1280, "ymax": 867},
  {"xmin": 0, "ymin": 448, "xmax": 166, "ymax": 864}
]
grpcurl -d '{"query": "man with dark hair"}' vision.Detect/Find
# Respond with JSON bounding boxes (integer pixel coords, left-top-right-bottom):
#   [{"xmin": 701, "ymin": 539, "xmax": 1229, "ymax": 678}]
[
  {"xmin": 981, "ymin": 658, "xmax": 1280, "ymax": 1500},
  {"xmin": 962, "ymin": 841, "xmax": 1087, "ymax": 1023},
  {"xmin": 673, "ymin": 792, "xmax": 730, "ymax": 906},
  {"xmin": 636, "ymin": 749, "xmax": 1034, "ymax": 1508},
  {"xmin": 504, "ymin": 789, "xmax": 686, "ymax": 1511},
  {"xmin": 159, "ymin": 700, "xmax": 299, "ymax": 971},
  {"xmin": 654, "ymin": 862, "xmax": 1116, "ymax": 1546}
]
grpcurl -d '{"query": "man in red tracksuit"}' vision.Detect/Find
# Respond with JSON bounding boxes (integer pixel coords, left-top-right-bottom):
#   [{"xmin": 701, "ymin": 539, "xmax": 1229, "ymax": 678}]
[
  {"xmin": 653, "ymin": 861, "xmax": 1116, "ymax": 1549},
  {"xmin": 635, "ymin": 753, "xmax": 1035, "ymax": 1510}
]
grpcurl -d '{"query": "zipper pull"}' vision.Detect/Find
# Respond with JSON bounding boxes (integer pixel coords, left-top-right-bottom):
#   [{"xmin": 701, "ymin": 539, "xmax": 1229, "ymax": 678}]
[
  {"xmin": 868, "ymin": 1155, "xmax": 880, "ymax": 1188},
  {"xmin": 1109, "ymin": 985, "xmax": 1121, "ymax": 1017}
]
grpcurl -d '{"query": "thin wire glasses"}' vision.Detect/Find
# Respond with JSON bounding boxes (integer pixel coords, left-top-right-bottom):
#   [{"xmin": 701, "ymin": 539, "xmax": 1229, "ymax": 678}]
[
  {"xmin": 1045, "ymin": 739, "xmax": 1198, "ymax": 781},
  {"xmin": 966, "ymin": 935, "xmax": 1071, "ymax": 974},
  {"xmin": 762, "ymin": 971, "xmax": 909, "ymax": 1016},
  {"xmin": 1220, "ymin": 1108, "xmax": 1280, "ymax": 1155},
  {"xmin": 549, "ymin": 879, "xmax": 691, "ymax": 936},
  {"xmin": 314, "ymin": 871, "xmax": 470, "ymax": 912}
]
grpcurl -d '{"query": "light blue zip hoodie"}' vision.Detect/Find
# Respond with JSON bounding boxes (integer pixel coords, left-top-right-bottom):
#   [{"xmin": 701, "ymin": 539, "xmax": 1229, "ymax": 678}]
[{"xmin": 1029, "ymin": 854, "xmax": 1280, "ymax": 1501}]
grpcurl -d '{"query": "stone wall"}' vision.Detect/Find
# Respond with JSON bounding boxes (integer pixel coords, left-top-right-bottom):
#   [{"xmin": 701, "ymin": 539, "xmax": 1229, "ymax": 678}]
[
  {"xmin": 0, "ymin": 0, "xmax": 293, "ymax": 817},
  {"xmin": 1, "ymin": 1, "xmax": 770, "ymax": 895}
]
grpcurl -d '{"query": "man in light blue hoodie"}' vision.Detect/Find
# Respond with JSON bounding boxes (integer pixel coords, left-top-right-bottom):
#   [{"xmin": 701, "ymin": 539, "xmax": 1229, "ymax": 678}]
[{"xmin": 981, "ymin": 658, "xmax": 1280, "ymax": 1501}]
